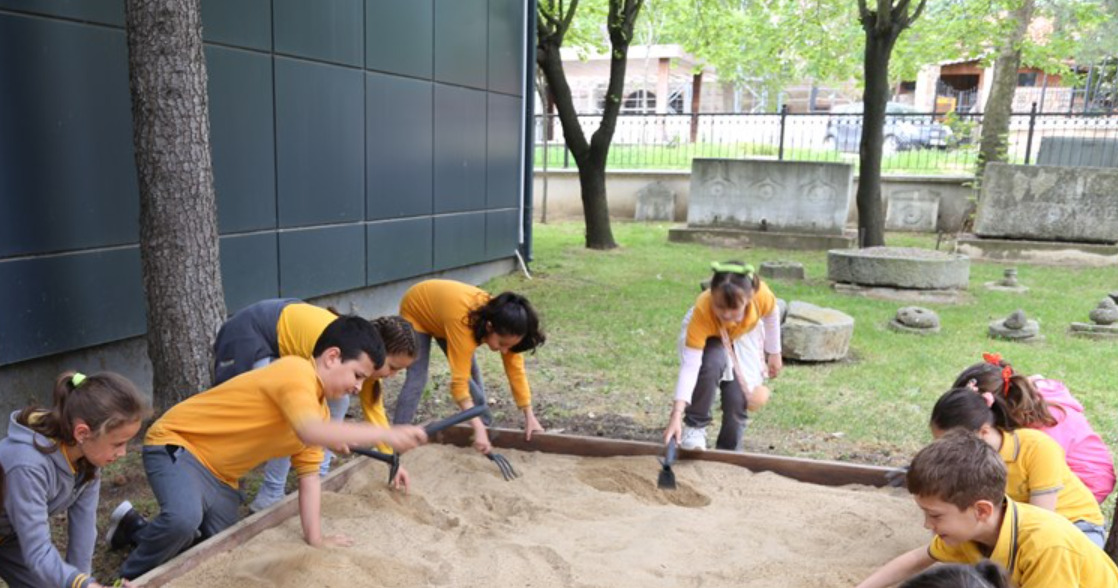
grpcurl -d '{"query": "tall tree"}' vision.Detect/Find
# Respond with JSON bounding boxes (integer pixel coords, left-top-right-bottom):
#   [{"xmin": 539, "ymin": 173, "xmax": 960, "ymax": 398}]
[
  {"xmin": 976, "ymin": 0, "xmax": 1035, "ymax": 175},
  {"xmin": 124, "ymin": 0, "xmax": 226, "ymax": 412},
  {"xmin": 537, "ymin": 0, "xmax": 644, "ymax": 250},
  {"xmin": 855, "ymin": 0, "xmax": 927, "ymax": 247}
]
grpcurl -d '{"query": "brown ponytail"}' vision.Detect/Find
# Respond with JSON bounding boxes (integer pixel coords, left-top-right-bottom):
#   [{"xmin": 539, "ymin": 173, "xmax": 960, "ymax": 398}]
[
  {"xmin": 952, "ymin": 359, "xmax": 1056, "ymax": 429},
  {"xmin": 16, "ymin": 371, "xmax": 150, "ymax": 478}
]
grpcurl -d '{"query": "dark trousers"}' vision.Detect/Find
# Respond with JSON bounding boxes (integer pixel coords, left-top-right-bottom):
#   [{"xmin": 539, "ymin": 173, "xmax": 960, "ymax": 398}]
[
  {"xmin": 683, "ymin": 337, "xmax": 748, "ymax": 451},
  {"xmin": 120, "ymin": 446, "xmax": 242, "ymax": 579}
]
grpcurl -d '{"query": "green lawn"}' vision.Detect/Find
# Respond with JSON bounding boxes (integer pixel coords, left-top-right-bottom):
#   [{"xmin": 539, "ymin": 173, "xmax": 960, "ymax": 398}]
[{"xmin": 474, "ymin": 221, "xmax": 1118, "ymax": 466}]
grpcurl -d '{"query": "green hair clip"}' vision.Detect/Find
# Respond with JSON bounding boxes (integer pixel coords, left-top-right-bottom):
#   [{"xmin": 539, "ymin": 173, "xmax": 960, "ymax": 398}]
[
  {"xmin": 71, "ymin": 372, "xmax": 87, "ymax": 387},
  {"xmin": 710, "ymin": 261, "xmax": 755, "ymax": 276}
]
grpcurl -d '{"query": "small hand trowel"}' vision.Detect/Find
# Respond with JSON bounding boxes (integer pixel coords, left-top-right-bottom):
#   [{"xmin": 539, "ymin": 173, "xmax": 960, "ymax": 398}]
[{"xmin": 657, "ymin": 438, "xmax": 679, "ymax": 490}]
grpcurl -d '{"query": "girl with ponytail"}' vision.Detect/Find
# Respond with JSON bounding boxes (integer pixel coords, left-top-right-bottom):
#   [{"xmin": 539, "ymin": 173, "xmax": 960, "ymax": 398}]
[
  {"xmin": 0, "ymin": 371, "xmax": 148, "ymax": 587},
  {"xmin": 953, "ymin": 353, "xmax": 1114, "ymax": 503}
]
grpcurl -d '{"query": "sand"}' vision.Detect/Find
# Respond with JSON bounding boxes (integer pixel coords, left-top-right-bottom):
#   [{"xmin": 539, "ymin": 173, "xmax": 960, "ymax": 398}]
[{"xmin": 169, "ymin": 445, "xmax": 929, "ymax": 587}]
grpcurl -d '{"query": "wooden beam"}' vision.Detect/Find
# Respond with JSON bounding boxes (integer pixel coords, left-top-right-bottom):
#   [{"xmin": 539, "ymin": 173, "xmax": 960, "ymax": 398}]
[
  {"xmin": 134, "ymin": 456, "xmax": 373, "ymax": 587},
  {"xmin": 434, "ymin": 426, "xmax": 895, "ymax": 488}
]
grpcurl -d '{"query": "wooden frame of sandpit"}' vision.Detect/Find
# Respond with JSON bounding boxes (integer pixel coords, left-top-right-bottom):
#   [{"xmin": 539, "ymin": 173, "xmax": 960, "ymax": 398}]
[{"xmin": 134, "ymin": 427, "xmax": 894, "ymax": 586}]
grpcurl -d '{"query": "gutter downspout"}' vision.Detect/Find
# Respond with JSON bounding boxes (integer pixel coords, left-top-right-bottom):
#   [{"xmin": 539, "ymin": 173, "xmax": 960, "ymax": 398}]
[{"xmin": 520, "ymin": 0, "xmax": 538, "ymax": 263}]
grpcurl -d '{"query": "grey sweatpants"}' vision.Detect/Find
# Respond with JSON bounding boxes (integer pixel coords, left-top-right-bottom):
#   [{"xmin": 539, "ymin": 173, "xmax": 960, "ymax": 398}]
[
  {"xmin": 393, "ymin": 333, "xmax": 490, "ymax": 425},
  {"xmin": 683, "ymin": 337, "xmax": 748, "ymax": 451},
  {"xmin": 119, "ymin": 446, "xmax": 242, "ymax": 579}
]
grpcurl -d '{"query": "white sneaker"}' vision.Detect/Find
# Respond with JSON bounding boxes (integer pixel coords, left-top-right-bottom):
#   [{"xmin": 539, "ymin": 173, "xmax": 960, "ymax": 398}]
[{"xmin": 680, "ymin": 426, "xmax": 707, "ymax": 451}]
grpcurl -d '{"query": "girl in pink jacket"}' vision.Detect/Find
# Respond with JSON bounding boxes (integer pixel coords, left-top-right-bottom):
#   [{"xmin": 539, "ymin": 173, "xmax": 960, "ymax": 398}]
[{"xmin": 953, "ymin": 353, "xmax": 1115, "ymax": 503}]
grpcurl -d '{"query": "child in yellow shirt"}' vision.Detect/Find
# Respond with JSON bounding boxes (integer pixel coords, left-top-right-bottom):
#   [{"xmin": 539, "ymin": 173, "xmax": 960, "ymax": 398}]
[
  {"xmin": 112, "ymin": 316, "xmax": 427, "ymax": 579},
  {"xmin": 395, "ymin": 279, "xmax": 546, "ymax": 454},
  {"xmin": 856, "ymin": 431, "xmax": 1118, "ymax": 588},
  {"xmin": 930, "ymin": 386, "xmax": 1106, "ymax": 547}
]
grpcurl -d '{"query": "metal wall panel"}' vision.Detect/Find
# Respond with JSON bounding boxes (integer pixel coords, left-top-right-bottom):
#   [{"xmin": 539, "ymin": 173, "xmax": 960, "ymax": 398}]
[
  {"xmin": 219, "ymin": 232, "xmax": 279, "ymax": 314},
  {"xmin": 366, "ymin": 73, "xmax": 433, "ymax": 219},
  {"xmin": 366, "ymin": 217, "xmax": 432, "ymax": 284},
  {"xmin": 433, "ymin": 0, "xmax": 486, "ymax": 89},
  {"xmin": 207, "ymin": 45, "xmax": 276, "ymax": 233},
  {"xmin": 0, "ymin": 14, "xmax": 137, "ymax": 257},
  {"xmin": 201, "ymin": 0, "xmax": 271, "ymax": 51},
  {"xmin": 487, "ymin": 93, "xmax": 522, "ymax": 209},
  {"xmin": 485, "ymin": 209, "xmax": 519, "ymax": 260},
  {"xmin": 433, "ymin": 84, "xmax": 487, "ymax": 213},
  {"xmin": 433, "ymin": 212, "xmax": 486, "ymax": 271},
  {"xmin": 278, "ymin": 224, "xmax": 365, "ymax": 299},
  {"xmin": 275, "ymin": 57, "xmax": 365, "ymax": 228},
  {"xmin": 274, "ymin": 0, "xmax": 363, "ymax": 67},
  {"xmin": 487, "ymin": 0, "xmax": 523, "ymax": 96},
  {"xmin": 366, "ymin": 0, "xmax": 432, "ymax": 78}
]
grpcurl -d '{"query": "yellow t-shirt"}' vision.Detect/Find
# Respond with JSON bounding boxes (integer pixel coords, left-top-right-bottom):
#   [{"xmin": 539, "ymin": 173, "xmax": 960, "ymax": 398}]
[
  {"xmin": 999, "ymin": 429, "xmax": 1104, "ymax": 525},
  {"xmin": 685, "ymin": 281, "xmax": 776, "ymax": 350},
  {"xmin": 145, "ymin": 356, "xmax": 328, "ymax": 488},
  {"xmin": 930, "ymin": 498, "xmax": 1118, "ymax": 588},
  {"xmin": 358, "ymin": 378, "xmax": 392, "ymax": 454},
  {"xmin": 400, "ymin": 279, "xmax": 531, "ymax": 408},
  {"xmin": 276, "ymin": 302, "xmax": 337, "ymax": 358}
]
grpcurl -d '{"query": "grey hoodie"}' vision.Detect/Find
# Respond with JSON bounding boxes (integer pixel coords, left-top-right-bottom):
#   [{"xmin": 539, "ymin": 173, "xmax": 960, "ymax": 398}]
[{"xmin": 0, "ymin": 411, "xmax": 98, "ymax": 588}]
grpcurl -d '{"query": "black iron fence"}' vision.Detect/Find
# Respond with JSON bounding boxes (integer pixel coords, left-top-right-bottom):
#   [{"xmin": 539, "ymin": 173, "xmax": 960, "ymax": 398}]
[{"xmin": 534, "ymin": 106, "xmax": 1118, "ymax": 175}]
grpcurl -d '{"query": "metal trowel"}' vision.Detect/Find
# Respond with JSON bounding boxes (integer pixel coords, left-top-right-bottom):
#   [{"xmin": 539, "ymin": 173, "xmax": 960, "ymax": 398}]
[{"xmin": 657, "ymin": 438, "xmax": 679, "ymax": 490}]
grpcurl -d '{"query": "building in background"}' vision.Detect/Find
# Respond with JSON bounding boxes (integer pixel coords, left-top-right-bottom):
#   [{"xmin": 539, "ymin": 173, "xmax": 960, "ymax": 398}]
[{"xmin": 0, "ymin": 0, "xmax": 535, "ymax": 424}]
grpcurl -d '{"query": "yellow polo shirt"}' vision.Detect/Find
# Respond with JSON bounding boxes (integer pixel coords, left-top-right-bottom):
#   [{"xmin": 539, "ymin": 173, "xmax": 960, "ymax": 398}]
[
  {"xmin": 359, "ymin": 378, "xmax": 392, "ymax": 454},
  {"xmin": 400, "ymin": 279, "xmax": 531, "ymax": 408},
  {"xmin": 276, "ymin": 302, "xmax": 337, "ymax": 358},
  {"xmin": 1000, "ymin": 429, "xmax": 1103, "ymax": 525},
  {"xmin": 685, "ymin": 281, "xmax": 776, "ymax": 350},
  {"xmin": 930, "ymin": 498, "xmax": 1118, "ymax": 588},
  {"xmin": 145, "ymin": 356, "xmax": 328, "ymax": 488}
]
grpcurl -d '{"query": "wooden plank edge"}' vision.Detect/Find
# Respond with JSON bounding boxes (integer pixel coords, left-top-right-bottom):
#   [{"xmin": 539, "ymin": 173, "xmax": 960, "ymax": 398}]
[
  {"xmin": 433, "ymin": 425, "xmax": 896, "ymax": 488},
  {"xmin": 135, "ymin": 456, "xmax": 374, "ymax": 587}
]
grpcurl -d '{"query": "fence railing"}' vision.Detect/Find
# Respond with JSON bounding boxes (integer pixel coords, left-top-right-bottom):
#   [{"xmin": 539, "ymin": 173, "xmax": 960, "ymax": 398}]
[{"xmin": 534, "ymin": 107, "xmax": 1118, "ymax": 175}]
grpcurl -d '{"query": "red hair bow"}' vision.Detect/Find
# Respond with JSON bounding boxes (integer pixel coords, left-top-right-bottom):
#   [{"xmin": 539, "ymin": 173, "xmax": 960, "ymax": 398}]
[{"xmin": 982, "ymin": 352, "xmax": 1012, "ymax": 396}]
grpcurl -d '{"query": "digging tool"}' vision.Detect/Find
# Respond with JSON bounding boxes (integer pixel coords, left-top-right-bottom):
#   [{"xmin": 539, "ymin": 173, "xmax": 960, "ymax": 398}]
[
  {"xmin": 352, "ymin": 447, "xmax": 400, "ymax": 483},
  {"xmin": 658, "ymin": 438, "xmax": 679, "ymax": 490},
  {"xmin": 486, "ymin": 453, "xmax": 520, "ymax": 481}
]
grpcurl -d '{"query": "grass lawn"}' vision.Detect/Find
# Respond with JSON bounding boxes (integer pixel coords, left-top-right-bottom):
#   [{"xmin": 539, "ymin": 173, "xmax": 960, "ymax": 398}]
[{"xmin": 77, "ymin": 219, "xmax": 1116, "ymax": 581}]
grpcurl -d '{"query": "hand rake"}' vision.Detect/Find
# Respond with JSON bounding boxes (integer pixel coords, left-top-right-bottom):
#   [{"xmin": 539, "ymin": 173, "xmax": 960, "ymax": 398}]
[
  {"xmin": 487, "ymin": 452, "xmax": 520, "ymax": 481},
  {"xmin": 657, "ymin": 438, "xmax": 679, "ymax": 490}
]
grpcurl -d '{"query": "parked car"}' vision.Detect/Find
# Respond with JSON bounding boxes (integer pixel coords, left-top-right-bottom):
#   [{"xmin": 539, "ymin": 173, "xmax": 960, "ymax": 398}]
[{"xmin": 823, "ymin": 102, "xmax": 952, "ymax": 154}]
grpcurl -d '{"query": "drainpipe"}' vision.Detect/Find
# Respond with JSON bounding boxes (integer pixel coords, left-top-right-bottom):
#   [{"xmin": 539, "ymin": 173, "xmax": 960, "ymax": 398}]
[{"xmin": 520, "ymin": 0, "xmax": 538, "ymax": 263}]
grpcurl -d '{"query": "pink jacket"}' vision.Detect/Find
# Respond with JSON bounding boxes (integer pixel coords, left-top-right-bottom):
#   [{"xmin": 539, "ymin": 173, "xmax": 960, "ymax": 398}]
[{"xmin": 1032, "ymin": 377, "xmax": 1115, "ymax": 503}]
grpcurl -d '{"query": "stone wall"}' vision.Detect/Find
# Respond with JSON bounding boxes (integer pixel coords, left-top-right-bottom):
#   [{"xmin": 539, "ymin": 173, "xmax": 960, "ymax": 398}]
[
  {"xmin": 533, "ymin": 169, "xmax": 975, "ymax": 232},
  {"xmin": 974, "ymin": 163, "xmax": 1118, "ymax": 244}
]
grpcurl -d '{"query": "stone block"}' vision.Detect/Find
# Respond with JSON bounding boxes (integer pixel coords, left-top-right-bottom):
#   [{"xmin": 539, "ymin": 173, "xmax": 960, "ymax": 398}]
[
  {"xmin": 634, "ymin": 180, "xmax": 676, "ymax": 221},
  {"xmin": 781, "ymin": 301, "xmax": 854, "ymax": 362},
  {"xmin": 827, "ymin": 247, "xmax": 970, "ymax": 290},
  {"xmin": 760, "ymin": 261, "xmax": 805, "ymax": 281},
  {"xmin": 974, "ymin": 163, "xmax": 1118, "ymax": 244},
  {"xmin": 1037, "ymin": 137, "xmax": 1118, "ymax": 169},
  {"xmin": 885, "ymin": 191, "xmax": 939, "ymax": 232},
  {"xmin": 687, "ymin": 158, "xmax": 854, "ymax": 235}
]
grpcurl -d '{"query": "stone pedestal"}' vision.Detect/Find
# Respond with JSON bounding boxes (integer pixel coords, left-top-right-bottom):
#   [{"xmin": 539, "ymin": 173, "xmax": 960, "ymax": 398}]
[
  {"xmin": 827, "ymin": 247, "xmax": 970, "ymax": 303},
  {"xmin": 760, "ymin": 261, "xmax": 805, "ymax": 281},
  {"xmin": 782, "ymin": 301, "xmax": 854, "ymax": 362},
  {"xmin": 989, "ymin": 309, "xmax": 1043, "ymax": 343},
  {"xmin": 888, "ymin": 306, "xmax": 941, "ymax": 335}
]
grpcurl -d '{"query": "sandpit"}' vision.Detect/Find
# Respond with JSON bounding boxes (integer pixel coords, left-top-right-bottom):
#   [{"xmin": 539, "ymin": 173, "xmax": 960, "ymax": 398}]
[{"xmin": 167, "ymin": 444, "xmax": 928, "ymax": 587}]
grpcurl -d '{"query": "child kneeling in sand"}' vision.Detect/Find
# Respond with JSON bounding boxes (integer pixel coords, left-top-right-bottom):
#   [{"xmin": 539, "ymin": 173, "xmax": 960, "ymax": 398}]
[
  {"xmin": 111, "ymin": 316, "xmax": 428, "ymax": 580},
  {"xmin": 856, "ymin": 431, "xmax": 1118, "ymax": 588},
  {"xmin": 663, "ymin": 262, "xmax": 781, "ymax": 451}
]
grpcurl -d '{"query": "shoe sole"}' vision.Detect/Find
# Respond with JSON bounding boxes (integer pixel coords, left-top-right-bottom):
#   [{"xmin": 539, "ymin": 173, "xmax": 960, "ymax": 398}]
[{"xmin": 104, "ymin": 500, "xmax": 134, "ymax": 549}]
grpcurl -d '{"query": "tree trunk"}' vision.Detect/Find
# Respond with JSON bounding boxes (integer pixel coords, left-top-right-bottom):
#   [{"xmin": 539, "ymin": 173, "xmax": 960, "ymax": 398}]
[
  {"xmin": 124, "ymin": 0, "xmax": 226, "ymax": 413},
  {"xmin": 690, "ymin": 72, "xmax": 703, "ymax": 143},
  {"xmin": 977, "ymin": 0, "xmax": 1034, "ymax": 176},
  {"xmin": 855, "ymin": 29, "xmax": 899, "ymax": 248},
  {"xmin": 577, "ymin": 156, "xmax": 614, "ymax": 248}
]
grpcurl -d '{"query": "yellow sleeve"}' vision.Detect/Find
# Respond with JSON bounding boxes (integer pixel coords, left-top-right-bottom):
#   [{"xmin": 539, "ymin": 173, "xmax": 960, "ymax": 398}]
[
  {"xmin": 359, "ymin": 379, "xmax": 393, "ymax": 454},
  {"xmin": 1017, "ymin": 546, "xmax": 1082, "ymax": 588},
  {"xmin": 501, "ymin": 352, "xmax": 531, "ymax": 408},
  {"xmin": 266, "ymin": 377, "xmax": 327, "ymax": 477},
  {"xmin": 685, "ymin": 294, "xmax": 717, "ymax": 350},
  {"xmin": 444, "ymin": 321, "xmax": 481, "ymax": 404},
  {"xmin": 1024, "ymin": 434, "xmax": 1067, "ymax": 495},
  {"xmin": 928, "ymin": 536, "xmax": 980, "ymax": 564},
  {"xmin": 753, "ymin": 281, "xmax": 776, "ymax": 317}
]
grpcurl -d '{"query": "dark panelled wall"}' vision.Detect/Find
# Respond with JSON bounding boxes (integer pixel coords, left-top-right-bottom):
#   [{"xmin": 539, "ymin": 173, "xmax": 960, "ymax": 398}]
[{"xmin": 0, "ymin": 0, "xmax": 528, "ymax": 366}]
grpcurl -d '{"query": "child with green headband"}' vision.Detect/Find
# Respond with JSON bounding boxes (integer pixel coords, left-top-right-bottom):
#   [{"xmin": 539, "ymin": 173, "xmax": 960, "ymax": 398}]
[
  {"xmin": 0, "ymin": 371, "xmax": 149, "ymax": 588},
  {"xmin": 663, "ymin": 261, "xmax": 782, "ymax": 451}
]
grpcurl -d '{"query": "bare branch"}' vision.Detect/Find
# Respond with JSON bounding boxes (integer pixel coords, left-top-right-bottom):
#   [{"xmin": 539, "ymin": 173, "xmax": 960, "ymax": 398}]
[{"xmin": 909, "ymin": 0, "xmax": 929, "ymax": 24}]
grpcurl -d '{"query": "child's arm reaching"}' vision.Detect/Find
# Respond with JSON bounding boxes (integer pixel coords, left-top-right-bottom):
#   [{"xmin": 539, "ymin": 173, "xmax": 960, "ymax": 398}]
[
  {"xmin": 855, "ymin": 546, "xmax": 935, "ymax": 588},
  {"xmin": 297, "ymin": 474, "xmax": 353, "ymax": 548}
]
